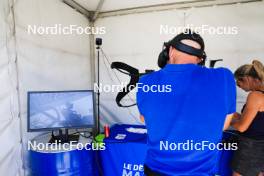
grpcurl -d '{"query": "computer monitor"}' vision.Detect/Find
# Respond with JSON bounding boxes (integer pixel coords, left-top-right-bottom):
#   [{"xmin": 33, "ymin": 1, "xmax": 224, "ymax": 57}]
[{"xmin": 27, "ymin": 90, "xmax": 95, "ymax": 132}]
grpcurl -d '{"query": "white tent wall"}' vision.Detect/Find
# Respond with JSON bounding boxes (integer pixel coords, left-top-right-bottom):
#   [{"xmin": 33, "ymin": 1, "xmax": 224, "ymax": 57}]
[
  {"xmin": 0, "ymin": 0, "xmax": 22, "ymax": 175},
  {"xmin": 95, "ymin": 1, "xmax": 264, "ymax": 126},
  {"xmin": 1, "ymin": 0, "xmax": 92, "ymax": 175}
]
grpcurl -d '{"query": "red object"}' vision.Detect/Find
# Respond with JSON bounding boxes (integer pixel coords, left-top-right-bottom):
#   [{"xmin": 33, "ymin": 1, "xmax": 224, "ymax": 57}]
[{"xmin": 104, "ymin": 125, "xmax": 110, "ymax": 138}]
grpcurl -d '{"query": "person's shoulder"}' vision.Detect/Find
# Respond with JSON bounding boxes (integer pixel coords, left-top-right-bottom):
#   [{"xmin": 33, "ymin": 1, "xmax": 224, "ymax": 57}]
[
  {"xmin": 138, "ymin": 70, "xmax": 161, "ymax": 84},
  {"xmin": 247, "ymin": 91, "xmax": 264, "ymax": 105},
  {"xmin": 212, "ymin": 67, "xmax": 233, "ymax": 75},
  {"xmin": 209, "ymin": 67, "xmax": 234, "ymax": 80},
  {"xmin": 195, "ymin": 66, "xmax": 233, "ymax": 77}
]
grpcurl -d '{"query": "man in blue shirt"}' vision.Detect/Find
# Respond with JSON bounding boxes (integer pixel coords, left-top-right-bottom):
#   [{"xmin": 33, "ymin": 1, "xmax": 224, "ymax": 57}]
[{"xmin": 137, "ymin": 31, "xmax": 236, "ymax": 176}]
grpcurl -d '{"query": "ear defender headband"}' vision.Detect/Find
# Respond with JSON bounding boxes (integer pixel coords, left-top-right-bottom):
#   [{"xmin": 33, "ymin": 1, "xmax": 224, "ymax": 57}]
[{"xmin": 158, "ymin": 31, "xmax": 207, "ymax": 68}]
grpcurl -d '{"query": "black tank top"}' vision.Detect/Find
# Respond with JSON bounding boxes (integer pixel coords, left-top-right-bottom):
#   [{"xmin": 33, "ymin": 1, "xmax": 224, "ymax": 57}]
[{"xmin": 241, "ymin": 91, "xmax": 264, "ymax": 140}]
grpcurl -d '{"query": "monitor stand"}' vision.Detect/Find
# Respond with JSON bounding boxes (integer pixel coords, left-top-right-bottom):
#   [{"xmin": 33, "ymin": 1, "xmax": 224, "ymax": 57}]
[{"xmin": 49, "ymin": 129, "xmax": 79, "ymax": 144}]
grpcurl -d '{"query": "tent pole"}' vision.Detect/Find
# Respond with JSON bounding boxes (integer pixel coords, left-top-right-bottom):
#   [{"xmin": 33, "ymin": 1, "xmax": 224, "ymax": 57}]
[
  {"xmin": 88, "ymin": 22, "xmax": 99, "ymax": 134},
  {"xmin": 89, "ymin": 23, "xmax": 96, "ymax": 95},
  {"xmin": 89, "ymin": 0, "xmax": 105, "ymax": 135}
]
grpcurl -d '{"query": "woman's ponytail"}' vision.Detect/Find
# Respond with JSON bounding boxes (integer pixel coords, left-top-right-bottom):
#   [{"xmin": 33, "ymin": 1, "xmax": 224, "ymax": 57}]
[{"xmin": 252, "ymin": 60, "xmax": 264, "ymax": 82}]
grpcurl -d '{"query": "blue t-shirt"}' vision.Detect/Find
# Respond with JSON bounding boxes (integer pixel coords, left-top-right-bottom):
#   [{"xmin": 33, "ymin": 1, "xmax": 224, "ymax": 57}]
[{"xmin": 137, "ymin": 64, "xmax": 236, "ymax": 176}]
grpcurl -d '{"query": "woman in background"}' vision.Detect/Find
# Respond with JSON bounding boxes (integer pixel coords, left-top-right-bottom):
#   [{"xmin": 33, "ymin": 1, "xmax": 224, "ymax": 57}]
[{"xmin": 231, "ymin": 60, "xmax": 264, "ymax": 176}]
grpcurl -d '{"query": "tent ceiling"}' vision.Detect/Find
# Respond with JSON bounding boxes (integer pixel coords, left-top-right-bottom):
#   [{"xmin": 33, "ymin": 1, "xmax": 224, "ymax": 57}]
[{"xmin": 74, "ymin": 0, "xmax": 198, "ymax": 12}]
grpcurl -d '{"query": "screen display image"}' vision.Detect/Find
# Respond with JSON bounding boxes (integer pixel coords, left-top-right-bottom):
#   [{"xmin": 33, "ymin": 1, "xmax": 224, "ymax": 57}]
[{"xmin": 28, "ymin": 91, "xmax": 95, "ymax": 131}]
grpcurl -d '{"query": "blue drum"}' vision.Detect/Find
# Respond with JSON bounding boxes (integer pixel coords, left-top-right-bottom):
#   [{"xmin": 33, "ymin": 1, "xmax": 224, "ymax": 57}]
[{"xmin": 28, "ymin": 133, "xmax": 99, "ymax": 176}]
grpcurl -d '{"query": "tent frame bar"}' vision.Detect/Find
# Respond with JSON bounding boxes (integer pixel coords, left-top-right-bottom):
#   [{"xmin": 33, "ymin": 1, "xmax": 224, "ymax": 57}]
[
  {"xmin": 98, "ymin": 0, "xmax": 262, "ymax": 18},
  {"xmin": 62, "ymin": 0, "xmax": 91, "ymax": 19},
  {"xmin": 91, "ymin": 0, "xmax": 105, "ymax": 22}
]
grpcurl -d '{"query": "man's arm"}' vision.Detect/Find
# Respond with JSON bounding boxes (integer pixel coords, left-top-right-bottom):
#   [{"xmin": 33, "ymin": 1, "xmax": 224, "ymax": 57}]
[{"xmin": 222, "ymin": 68, "xmax": 237, "ymax": 131}]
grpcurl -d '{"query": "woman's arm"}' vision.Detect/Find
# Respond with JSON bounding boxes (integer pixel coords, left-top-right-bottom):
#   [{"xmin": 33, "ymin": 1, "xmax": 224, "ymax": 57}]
[
  {"xmin": 229, "ymin": 112, "xmax": 241, "ymax": 125},
  {"xmin": 233, "ymin": 112, "xmax": 241, "ymax": 119},
  {"xmin": 223, "ymin": 113, "xmax": 235, "ymax": 130},
  {"xmin": 231, "ymin": 92, "xmax": 261, "ymax": 132}
]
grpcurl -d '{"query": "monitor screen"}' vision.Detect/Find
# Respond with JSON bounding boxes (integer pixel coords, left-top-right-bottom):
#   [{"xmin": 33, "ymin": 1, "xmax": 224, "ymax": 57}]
[{"xmin": 28, "ymin": 90, "xmax": 95, "ymax": 131}]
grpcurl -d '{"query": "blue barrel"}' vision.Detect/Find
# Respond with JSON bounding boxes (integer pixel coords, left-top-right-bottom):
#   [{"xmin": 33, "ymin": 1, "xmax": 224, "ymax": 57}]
[{"xmin": 28, "ymin": 134, "xmax": 99, "ymax": 176}]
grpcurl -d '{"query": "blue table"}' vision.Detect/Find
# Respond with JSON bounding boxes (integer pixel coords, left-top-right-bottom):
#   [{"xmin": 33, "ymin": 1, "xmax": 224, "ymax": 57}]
[
  {"xmin": 100, "ymin": 124, "xmax": 147, "ymax": 176},
  {"xmin": 100, "ymin": 124, "xmax": 236, "ymax": 176}
]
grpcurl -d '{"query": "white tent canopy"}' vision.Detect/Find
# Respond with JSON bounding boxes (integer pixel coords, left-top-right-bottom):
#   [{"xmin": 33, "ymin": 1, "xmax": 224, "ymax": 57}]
[{"xmin": 0, "ymin": 0, "xmax": 264, "ymax": 175}]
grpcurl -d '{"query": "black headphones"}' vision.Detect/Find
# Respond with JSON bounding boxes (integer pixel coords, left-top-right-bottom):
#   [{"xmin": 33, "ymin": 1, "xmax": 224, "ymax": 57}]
[{"xmin": 158, "ymin": 31, "xmax": 207, "ymax": 68}]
